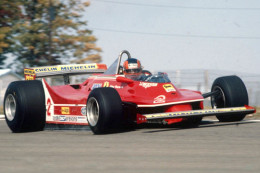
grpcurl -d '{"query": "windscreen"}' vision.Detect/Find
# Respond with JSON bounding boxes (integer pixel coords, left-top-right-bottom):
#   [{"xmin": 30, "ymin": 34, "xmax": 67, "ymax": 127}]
[{"xmin": 103, "ymin": 59, "xmax": 119, "ymax": 75}]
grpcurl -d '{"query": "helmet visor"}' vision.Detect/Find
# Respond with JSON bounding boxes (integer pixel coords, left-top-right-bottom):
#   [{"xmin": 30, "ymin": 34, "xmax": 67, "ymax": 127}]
[{"xmin": 125, "ymin": 68, "xmax": 142, "ymax": 74}]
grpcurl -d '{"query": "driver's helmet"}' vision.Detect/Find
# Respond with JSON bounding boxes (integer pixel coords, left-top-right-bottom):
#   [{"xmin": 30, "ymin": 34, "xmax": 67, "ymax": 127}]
[{"xmin": 123, "ymin": 58, "xmax": 142, "ymax": 75}]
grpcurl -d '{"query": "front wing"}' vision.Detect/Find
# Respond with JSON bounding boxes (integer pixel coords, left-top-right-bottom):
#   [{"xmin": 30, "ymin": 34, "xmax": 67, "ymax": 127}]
[{"xmin": 137, "ymin": 106, "xmax": 255, "ymax": 124}]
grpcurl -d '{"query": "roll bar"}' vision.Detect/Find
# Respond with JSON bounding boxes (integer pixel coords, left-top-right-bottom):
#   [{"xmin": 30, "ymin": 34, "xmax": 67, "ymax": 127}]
[{"xmin": 116, "ymin": 50, "xmax": 131, "ymax": 74}]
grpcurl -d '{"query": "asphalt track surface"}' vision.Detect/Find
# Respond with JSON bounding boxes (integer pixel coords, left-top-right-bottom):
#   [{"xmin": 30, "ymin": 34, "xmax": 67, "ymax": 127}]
[{"xmin": 0, "ymin": 118, "xmax": 259, "ymax": 173}]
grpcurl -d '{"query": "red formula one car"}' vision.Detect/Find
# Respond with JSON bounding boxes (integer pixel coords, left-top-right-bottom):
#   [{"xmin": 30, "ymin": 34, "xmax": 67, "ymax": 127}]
[{"xmin": 4, "ymin": 50, "xmax": 255, "ymax": 134}]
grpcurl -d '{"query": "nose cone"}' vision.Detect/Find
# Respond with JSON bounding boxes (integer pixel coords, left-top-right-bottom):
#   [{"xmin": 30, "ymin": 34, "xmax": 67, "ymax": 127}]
[
  {"xmin": 122, "ymin": 81, "xmax": 203, "ymax": 107},
  {"xmin": 129, "ymin": 82, "xmax": 178, "ymax": 105}
]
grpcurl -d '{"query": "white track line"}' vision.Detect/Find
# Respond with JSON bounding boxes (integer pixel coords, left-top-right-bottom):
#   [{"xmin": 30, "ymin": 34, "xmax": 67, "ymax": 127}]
[
  {"xmin": 244, "ymin": 120, "xmax": 260, "ymax": 122},
  {"xmin": 0, "ymin": 115, "xmax": 5, "ymax": 120},
  {"xmin": 202, "ymin": 119, "xmax": 260, "ymax": 123}
]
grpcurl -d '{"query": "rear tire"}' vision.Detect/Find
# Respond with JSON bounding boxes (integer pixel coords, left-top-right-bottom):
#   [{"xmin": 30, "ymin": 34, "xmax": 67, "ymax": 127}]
[
  {"xmin": 4, "ymin": 80, "xmax": 46, "ymax": 132},
  {"xmin": 211, "ymin": 75, "xmax": 248, "ymax": 122},
  {"xmin": 86, "ymin": 87, "xmax": 123, "ymax": 134}
]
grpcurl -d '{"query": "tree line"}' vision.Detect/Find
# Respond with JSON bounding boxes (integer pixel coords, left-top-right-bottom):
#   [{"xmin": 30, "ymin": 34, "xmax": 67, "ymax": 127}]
[{"xmin": 0, "ymin": 0, "xmax": 101, "ymax": 73}]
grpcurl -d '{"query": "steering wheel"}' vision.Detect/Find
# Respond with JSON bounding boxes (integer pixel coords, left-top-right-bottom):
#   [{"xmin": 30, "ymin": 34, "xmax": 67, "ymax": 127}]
[{"xmin": 142, "ymin": 70, "xmax": 152, "ymax": 76}]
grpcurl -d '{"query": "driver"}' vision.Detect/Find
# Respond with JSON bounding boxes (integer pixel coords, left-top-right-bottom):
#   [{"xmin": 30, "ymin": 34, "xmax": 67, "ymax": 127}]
[{"xmin": 123, "ymin": 58, "xmax": 142, "ymax": 77}]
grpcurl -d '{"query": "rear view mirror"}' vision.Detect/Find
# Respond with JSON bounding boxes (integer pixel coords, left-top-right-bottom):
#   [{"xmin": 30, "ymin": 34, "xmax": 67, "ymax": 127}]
[{"xmin": 116, "ymin": 76, "xmax": 134, "ymax": 84}]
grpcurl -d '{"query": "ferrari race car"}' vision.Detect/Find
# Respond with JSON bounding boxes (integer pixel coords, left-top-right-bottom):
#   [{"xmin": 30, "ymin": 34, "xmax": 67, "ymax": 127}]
[{"xmin": 4, "ymin": 50, "xmax": 256, "ymax": 134}]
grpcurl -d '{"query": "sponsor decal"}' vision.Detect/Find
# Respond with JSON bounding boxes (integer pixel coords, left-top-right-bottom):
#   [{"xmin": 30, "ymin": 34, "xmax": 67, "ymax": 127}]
[
  {"xmin": 103, "ymin": 81, "xmax": 109, "ymax": 87},
  {"xmin": 24, "ymin": 69, "xmax": 36, "ymax": 80},
  {"xmin": 61, "ymin": 107, "xmax": 70, "ymax": 114},
  {"xmin": 59, "ymin": 116, "xmax": 66, "ymax": 121},
  {"xmin": 163, "ymin": 84, "xmax": 176, "ymax": 92},
  {"xmin": 77, "ymin": 116, "xmax": 86, "ymax": 122},
  {"xmin": 35, "ymin": 67, "xmax": 58, "ymax": 73},
  {"xmin": 128, "ymin": 63, "xmax": 138, "ymax": 69},
  {"xmin": 81, "ymin": 107, "xmax": 86, "ymax": 116},
  {"xmin": 24, "ymin": 69, "xmax": 35, "ymax": 75},
  {"xmin": 60, "ymin": 64, "xmax": 97, "ymax": 71},
  {"xmin": 109, "ymin": 85, "xmax": 123, "ymax": 89},
  {"xmin": 67, "ymin": 116, "xmax": 77, "ymax": 122},
  {"xmin": 139, "ymin": 82, "xmax": 158, "ymax": 88},
  {"xmin": 92, "ymin": 83, "xmax": 102, "ymax": 90},
  {"xmin": 153, "ymin": 95, "xmax": 166, "ymax": 103},
  {"xmin": 53, "ymin": 115, "xmax": 78, "ymax": 122},
  {"xmin": 25, "ymin": 75, "xmax": 35, "ymax": 80},
  {"xmin": 102, "ymin": 81, "xmax": 123, "ymax": 89},
  {"xmin": 33, "ymin": 64, "xmax": 97, "ymax": 73},
  {"xmin": 53, "ymin": 116, "xmax": 58, "ymax": 121}
]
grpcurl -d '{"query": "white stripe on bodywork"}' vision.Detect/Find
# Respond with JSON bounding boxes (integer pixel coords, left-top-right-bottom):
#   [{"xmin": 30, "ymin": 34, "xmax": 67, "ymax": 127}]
[
  {"xmin": 53, "ymin": 104, "xmax": 86, "ymax": 106},
  {"xmin": 42, "ymin": 79, "xmax": 55, "ymax": 122},
  {"xmin": 137, "ymin": 99, "xmax": 204, "ymax": 107}
]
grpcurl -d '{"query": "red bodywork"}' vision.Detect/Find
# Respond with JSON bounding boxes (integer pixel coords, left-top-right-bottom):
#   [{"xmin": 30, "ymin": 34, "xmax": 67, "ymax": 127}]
[
  {"xmin": 43, "ymin": 73, "xmax": 204, "ymax": 125},
  {"xmin": 25, "ymin": 50, "xmax": 255, "ymax": 127},
  {"xmin": 23, "ymin": 51, "xmax": 255, "ymax": 127}
]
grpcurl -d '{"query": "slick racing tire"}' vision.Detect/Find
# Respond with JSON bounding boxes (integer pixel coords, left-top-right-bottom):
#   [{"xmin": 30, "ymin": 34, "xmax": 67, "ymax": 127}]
[
  {"xmin": 4, "ymin": 80, "xmax": 46, "ymax": 132},
  {"xmin": 182, "ymin": 117, "xmax": 202, "ymax": 128},
  {"xmin": 181, "ymin": 103, "xmax": 202, "ymax": 128},
  {"xmin": 86, "ymin": 87, "xmax": 123, "ymax": 134},
  {"xmin": 211, "ymin": 75, "xmax": 248, "ymax": 122}
]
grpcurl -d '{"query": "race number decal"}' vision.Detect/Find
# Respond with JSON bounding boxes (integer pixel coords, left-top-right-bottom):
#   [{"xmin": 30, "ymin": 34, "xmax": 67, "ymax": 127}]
[{"xmin": 47, "ymin": 98, "xmax": 51, "ymax": 116}]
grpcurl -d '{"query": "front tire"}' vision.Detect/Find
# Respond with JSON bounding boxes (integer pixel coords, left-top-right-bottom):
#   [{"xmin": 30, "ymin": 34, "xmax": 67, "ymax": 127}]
[
  {"xmin": 181, "ymin": 103, "xmax": 202, "ymax": 128},
  {"xmin": 211, "ymin": 75, "xmax": 248, "ymax": 122},
  {"xmin": 86, "ymin": 87, "xmax": 123, "ymax": 134},
  {"xmin": 4, "ymin": 80, "xmax": 46, "ymax": 132}
]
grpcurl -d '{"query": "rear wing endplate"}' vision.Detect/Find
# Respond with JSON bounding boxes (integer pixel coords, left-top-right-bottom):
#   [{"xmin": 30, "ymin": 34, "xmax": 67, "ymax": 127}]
[{"xmin": 24, "ymin": 63, "xmax": 107, "ymax": 83}]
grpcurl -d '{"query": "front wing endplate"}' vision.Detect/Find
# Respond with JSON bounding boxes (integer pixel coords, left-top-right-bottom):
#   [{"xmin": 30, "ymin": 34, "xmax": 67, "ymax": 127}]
[{"xmin": 143, "ymin": 105, "xmax": 255, "ymax": 121}]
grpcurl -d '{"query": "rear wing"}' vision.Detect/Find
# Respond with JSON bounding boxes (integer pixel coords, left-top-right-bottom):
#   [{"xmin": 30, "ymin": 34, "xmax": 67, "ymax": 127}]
[{"xmin": 24, "ymin": 63, "xmax": 107, "ymax": 83}]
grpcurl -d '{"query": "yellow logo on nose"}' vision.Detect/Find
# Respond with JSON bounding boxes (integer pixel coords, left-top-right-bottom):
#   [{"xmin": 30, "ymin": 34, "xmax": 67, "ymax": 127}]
[
  {"xmin": 103, "ymin": 81, "xmax": 109, "ymax": 87},
  {"xmin": 163, "ymin": 84, "xmax": 176, "ymax": 92}
]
